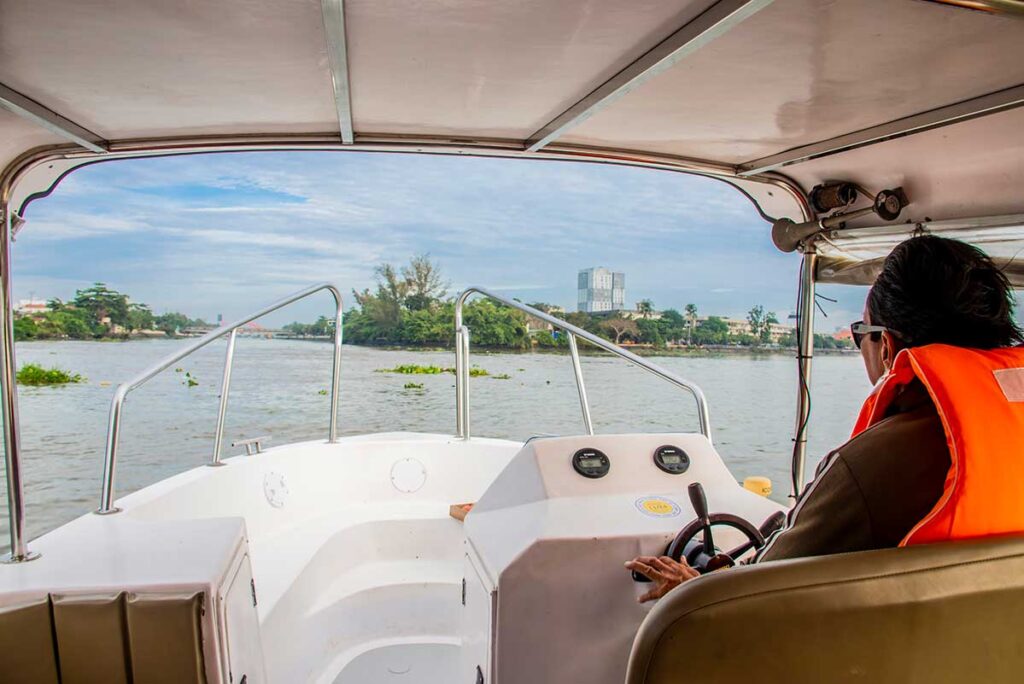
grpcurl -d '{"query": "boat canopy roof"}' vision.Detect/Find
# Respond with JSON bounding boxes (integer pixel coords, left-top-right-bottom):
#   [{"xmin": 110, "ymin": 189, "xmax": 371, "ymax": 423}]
[{"xmin": 2, "ymin": 0, "xmax": 1023, "ymax": 285}]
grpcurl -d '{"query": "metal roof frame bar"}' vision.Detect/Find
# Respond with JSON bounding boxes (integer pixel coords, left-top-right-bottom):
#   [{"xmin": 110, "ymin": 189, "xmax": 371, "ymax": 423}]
[
  {"xmin": 321, "ymin": 0, "xmax": 355, "ymax": 144},
  {"xmin": 738, "ymin": 83, "xmax": 1024, "ymax": 176},
  {"xmin": 0, "ymin": 82, "xmax": 108, "ymax": 154},
  {"xmin": 524, "ymin": 0, "xmax": 775, "ymax": 152}
]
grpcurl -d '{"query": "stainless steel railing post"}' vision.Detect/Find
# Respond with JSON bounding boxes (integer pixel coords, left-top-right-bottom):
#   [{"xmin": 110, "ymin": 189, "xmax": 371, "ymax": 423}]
[
  {"xmin": 0, "ymin": 202, "xmax": 37, "ymax": 561},
  {"xmin": 328, "ymin": 288, "xmax": 343, "ymax": 443},
  {"xmin": 567, "ymin": 333, "xmax": 594, "ymax": 435},
  {"xmin": 97, "ymin": 282, "xmax": 343, "ymax": 514},
  {"xmin": 454, "ymin": 286, "xmax": 712, "ymax": 442},
  {"xmin": 455, "ymin": 326, "xmax": 470, "ymax": 439},
  {"xmin": 454, "ymin": 295, "xmax": 467, "ymax": 438},
  {"xmin": 97, "ymin": 384, "xmax": 128, "ymax": 514},
  {"xmin": 210, "ymin": 328, "xmax": 238, "ymax": 466}
]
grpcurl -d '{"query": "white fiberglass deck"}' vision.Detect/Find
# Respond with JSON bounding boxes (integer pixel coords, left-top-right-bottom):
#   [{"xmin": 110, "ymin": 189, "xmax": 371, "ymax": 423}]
[
  {"xmin": 138, "ymin": 433, "xmax": 520, "ymax": 683},
  {"xmin": 6, "ymin": 433, "xmax": 521, "ymax": 683}
]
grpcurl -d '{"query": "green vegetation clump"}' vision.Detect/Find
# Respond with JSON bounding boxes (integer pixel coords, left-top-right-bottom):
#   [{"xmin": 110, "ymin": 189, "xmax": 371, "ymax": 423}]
[
  {"xmin": 16, "ymin": 363, "xmax": 83, "ymax": 386},
  {"xmin": 403, "ymin": 382, "xmax": 425, "ymax": 390},
  {"xmin": 493, "ymin": 373, "xmax": 512, "ymax": 380},
  {"xmin": 378, "ymin": 364, "xmax": 449, "ymax": 375},
  {"xmin": 376, "ymin": 363, "xmax": 489, "ymax": 377}
]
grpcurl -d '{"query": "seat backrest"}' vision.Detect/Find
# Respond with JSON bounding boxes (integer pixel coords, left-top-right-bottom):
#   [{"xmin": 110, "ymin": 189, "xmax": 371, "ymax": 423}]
[{"xmin": 626, "ymin": 536, "xmax": 1024, "ymax": 684}]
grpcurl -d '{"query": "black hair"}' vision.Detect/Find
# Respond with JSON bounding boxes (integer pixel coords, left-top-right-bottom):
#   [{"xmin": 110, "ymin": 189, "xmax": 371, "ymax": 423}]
[{"xmin": 867, "ymin": 235, "xmax": 1023, "ymax": 350}]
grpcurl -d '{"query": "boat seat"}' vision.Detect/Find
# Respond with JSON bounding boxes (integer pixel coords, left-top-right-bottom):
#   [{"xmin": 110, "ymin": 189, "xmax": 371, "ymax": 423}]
[
  {"xmin": 626, "ymin": 535, "xmax": 1024, "ymax": 683},
  {"xmin": 0, "ymin": 590, "xmax": 206, "ymax": 684}
]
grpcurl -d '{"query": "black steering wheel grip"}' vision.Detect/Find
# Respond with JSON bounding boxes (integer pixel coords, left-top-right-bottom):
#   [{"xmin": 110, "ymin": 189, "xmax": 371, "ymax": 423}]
[{"xmin": 665, "ymin": 483, "xmax": 777, "ymax": 573}]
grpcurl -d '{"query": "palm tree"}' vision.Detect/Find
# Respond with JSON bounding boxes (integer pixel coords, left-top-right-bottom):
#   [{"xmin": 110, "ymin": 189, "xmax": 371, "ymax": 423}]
[
  {"xmin": 684, "ymin": 303, "xmax": 697, "ymax": 345},
  {"xmin": 637, "ymin": 299, "xmax": 654, "ymax": 319}
]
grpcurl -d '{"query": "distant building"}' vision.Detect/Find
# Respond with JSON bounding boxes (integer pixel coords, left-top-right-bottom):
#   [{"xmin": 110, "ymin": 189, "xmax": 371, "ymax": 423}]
[
  {"xmin": 15, "ymin": 299, "xmax": 48, "ymax": 316},
  {"xmin": 578, "ymin": 267, "xmax": 625, "ymax": 313},
  {"xmin": 622, "ymin": 306, "xmax": 662, "ymax": 321},
  {"xmin": 697, "ymin": 316, "xmax": 796, "ymax": 343}
]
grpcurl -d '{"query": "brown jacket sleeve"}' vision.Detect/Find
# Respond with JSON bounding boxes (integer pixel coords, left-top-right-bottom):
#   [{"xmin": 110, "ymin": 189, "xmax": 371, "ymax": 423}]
[
  {"xmin": 755, "ymin": 382, "xmax": 949, "ymax": 563},
  {"xmin": 756, "ymin": 452, "xmax": 872, "ymax": 562}
]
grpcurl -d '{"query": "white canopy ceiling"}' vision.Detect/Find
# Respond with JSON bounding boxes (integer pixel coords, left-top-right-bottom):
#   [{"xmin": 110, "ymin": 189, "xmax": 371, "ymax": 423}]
[{"xmin": 1, "ymin": 0, "xmax": 1023, "ymax": 282}]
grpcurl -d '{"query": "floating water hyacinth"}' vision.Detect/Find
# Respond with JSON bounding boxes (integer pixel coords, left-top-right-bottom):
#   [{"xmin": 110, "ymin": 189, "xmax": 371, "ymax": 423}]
[
  {"xmin": 376, "ymin": 364, "xmax": 489, "ymax": 377},
  {"xmin": 16, "ymin": 363, "xmax": 84, "ymax": 386}
]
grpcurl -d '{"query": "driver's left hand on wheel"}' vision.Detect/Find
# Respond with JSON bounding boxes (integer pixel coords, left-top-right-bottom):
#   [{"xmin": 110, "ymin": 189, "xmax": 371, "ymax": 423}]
[{"xmin": 625, "ymin": 555, "xmax": 699, "ymax": 603}]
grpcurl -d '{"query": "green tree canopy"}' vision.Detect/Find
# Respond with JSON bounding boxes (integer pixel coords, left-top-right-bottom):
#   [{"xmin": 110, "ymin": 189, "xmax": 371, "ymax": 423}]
[
  {"xmin": 126, "ymin": 303, "xmax": 154, "ymax": 332},
  {"xmin": 72, "ymin": 283, "xmax": 129, "ymax": 328},
  {"xmin": 402, "ymin": 254, "xmax": 448, "ymax": 311},
  {"xmin": 692, "ymin": 316, "xmax": 729, "ymax": 345}
]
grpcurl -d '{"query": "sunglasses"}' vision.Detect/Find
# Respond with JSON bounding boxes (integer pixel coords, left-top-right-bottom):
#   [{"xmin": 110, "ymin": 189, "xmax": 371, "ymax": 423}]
[{"xmin": 850, "ymin": 321, "xmax": 889, "ymax": 349}]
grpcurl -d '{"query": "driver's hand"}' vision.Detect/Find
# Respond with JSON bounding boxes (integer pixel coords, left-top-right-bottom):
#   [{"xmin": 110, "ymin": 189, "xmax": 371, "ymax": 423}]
[{"xmin": 625, "ymin": 555, "xmax": 700, "ymax": 603}]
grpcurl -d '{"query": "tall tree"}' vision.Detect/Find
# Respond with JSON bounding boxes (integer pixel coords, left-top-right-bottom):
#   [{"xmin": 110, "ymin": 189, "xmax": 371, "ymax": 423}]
[
  {"xmin": 600, "ymin": 314, "xmax": 639, "ymax": 344},
  {"xmin": 761, "ymin": 310, "xmax": 779, "ymax": 345},
  {"xmin": 72, "ymin": 283, "xmax": 129, "ymax": 328},
  {"xmin": 402, "ymin": 253, "xmax": 448, "ymax": 311},
  {"xmin": 637, "ymin": 299, "xmax": 654, "ymax": 319},
  {"xmin": 684, "ymin": 303, "xmax": 698, "ymax": 345},
  {"xmin": 352, "ymin": 263, "xmax": 409, "ymax": 338},
  {"xmin": 747, "ymin": 305, "xmax": 765, "ymax": 337},
  {"xmin": 747, "ymin": 305, "xmax": 779, "ymax": 345}
]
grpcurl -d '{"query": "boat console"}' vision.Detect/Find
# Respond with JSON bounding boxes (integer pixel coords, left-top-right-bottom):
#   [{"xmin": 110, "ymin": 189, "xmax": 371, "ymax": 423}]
[{"xmin": 461, "ymin": 433, "xmax": 783, "ymax": 684}]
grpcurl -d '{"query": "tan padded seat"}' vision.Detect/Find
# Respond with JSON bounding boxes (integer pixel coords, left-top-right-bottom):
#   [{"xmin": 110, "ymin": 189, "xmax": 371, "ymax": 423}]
[
  {"xmin": 0, "ymin": 596, "xmax": 60, "ymax": 684},
  {"xmin": 0, "ymin": 591, "xmax": 206, "ymax": 684},
  {"xmin": 626, "ymin": 536, "xmax": 1024, "ymax": 684},
  {"xmin": 53, "ymin": 593, "xmax": 130, "ymax": 684},
  {"xmin": 126, "ymin": 592, "xmax": 206, "ymax": 684}
]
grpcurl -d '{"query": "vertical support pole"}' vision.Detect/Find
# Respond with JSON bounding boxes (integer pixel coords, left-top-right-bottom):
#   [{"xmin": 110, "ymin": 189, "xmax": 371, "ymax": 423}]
[
  {"xmin": 210, "ymin": 328, "xmax": 237, "ymax": 466},
  {"xmin": 455, "ymin": 326, "xmax": 470, "ymax": 439},
  {"xmin": 454, "ymin": 327, "xmax": 463, "ymax": 437},
  {"xmin": 97, "ymin": 385, "xmax": 127, "ymax": 514},
  {"xmin": 790, "ymin": 247, "xmax": 817, "ymax": 501},
  {"xmin": 567, "ymin": 333, "xmax": 594, "ymax": 435},
  {"xmin": 0, "ymin": 202, "xmax": 37, "ymax": 561},
  {"xmin": 328, "ymin": 292, "xmax": 343, "ymax": 442}
]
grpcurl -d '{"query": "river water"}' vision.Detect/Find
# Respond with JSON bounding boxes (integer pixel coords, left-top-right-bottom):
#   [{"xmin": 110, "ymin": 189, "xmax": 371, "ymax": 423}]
[{"xmin": 5, "ymin": 339, "xmax": 870, "ymax": 546}]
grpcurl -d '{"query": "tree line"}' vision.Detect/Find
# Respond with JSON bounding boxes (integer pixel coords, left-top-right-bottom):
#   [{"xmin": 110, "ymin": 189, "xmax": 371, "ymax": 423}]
[
  {"xmin": 285, "ymin": 255, "xmax": 852, "ymax": 351},
  {"xmin": 14, "ymin": 283, "xmax": 208, "ymax": 340}
]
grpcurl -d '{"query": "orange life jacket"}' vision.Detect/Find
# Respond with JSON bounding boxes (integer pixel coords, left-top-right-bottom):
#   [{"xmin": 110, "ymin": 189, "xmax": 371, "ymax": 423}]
[{"xmin": 851, "ymin": 344, "xmax": 1024, "ymax": 546}]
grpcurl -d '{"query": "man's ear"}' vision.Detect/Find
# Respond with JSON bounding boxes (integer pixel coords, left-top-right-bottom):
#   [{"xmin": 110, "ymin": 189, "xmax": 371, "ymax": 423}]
[{"xmin": 880, "ymin": 330, "xmax": 899, "ymax": 371}]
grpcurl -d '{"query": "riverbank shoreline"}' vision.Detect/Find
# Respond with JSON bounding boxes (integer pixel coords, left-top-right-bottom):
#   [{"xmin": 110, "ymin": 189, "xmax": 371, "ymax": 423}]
[{"xmin": 15, "ymin": 337, "xmax": 858, "ymax": 357}]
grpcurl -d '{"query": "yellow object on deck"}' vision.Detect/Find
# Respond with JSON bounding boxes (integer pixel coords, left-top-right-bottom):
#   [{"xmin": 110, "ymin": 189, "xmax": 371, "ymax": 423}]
[{"xmin": 743, "ymin": 476, "xmax": 772, "ymax": 498}]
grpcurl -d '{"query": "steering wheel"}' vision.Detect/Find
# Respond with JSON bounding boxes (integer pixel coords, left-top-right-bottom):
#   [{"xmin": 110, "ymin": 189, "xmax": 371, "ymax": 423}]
[{"xmin": 665, "ymin": 483, "xmax": 785, "ymax": 574}]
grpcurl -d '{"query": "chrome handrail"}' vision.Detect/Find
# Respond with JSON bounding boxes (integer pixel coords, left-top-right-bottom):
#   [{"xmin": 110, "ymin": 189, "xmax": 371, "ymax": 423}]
[
  {"xmin": 96, "ymin": 282, "xmax": 343, "ymax": 514},
  {"xmin": 453, "ymin": 287, "xmax": 711, "ymax": 442}
]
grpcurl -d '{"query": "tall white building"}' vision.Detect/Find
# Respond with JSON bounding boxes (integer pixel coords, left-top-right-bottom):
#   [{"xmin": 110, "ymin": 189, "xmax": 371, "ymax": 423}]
[{"xmin": 578, "ymin": 267, "xmax": 625, "ymax": 313}]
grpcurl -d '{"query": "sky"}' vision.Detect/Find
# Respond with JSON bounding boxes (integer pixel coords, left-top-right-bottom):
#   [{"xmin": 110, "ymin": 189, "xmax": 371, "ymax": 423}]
[{"xmin": 12, "ymin": 151, "xmax": 866, "ymax": 330}]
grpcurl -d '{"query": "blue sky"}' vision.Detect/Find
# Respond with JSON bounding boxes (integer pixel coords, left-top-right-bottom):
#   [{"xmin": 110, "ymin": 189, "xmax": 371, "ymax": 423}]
[{"xmin": 13, "ymin": 151, "xmax": 865, "ymax": 330}]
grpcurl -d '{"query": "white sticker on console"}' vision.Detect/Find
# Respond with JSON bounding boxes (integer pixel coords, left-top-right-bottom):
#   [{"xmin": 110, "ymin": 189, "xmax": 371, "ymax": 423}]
[{"xmin": 634, "ymin": 496, "xmax": 681, "ymax": 518}]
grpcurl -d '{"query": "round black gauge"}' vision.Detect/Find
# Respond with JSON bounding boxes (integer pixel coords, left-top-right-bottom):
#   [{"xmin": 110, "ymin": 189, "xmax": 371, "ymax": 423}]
[
  {"xmin": 572, "ymin": 448, "xmax": 610, "ymax": 479},
  {"xmin": 653, "ymin": 445, "xmax": 690, "ymax": 474}
]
